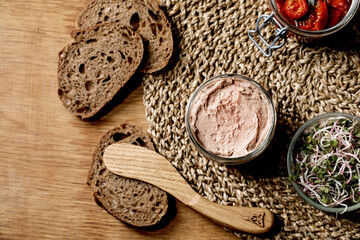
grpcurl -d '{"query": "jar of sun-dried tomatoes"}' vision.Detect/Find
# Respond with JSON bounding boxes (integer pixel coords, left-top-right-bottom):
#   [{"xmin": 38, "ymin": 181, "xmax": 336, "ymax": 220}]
[{"xmin": 249, "ymin": 0, "xmax": 360, "ymax": 57}]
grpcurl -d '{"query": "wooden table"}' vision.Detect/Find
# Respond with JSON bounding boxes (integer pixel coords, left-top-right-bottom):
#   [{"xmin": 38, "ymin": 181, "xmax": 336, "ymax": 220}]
[{"xmin": 0, "ymin": 1, "xmax": 237, "ymax": 239}]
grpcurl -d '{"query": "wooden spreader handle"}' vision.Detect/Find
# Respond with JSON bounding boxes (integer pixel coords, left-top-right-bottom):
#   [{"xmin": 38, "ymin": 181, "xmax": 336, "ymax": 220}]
[{"xmin": 103, "ymin": 143, "xmax": 274, "ymax": 234}]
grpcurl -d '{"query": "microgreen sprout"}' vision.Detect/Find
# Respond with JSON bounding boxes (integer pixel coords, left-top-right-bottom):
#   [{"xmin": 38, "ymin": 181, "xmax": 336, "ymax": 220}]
[{"xmin": 291, "ymin": 117, "xmax": 360, "ymax": 212}]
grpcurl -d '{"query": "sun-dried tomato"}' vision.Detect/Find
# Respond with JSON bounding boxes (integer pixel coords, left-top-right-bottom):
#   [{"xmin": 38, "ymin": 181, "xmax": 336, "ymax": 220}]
[
  {"xmin": 327, "ymin": 8, "xmax": 344, "ymax": 27},
  {"xmin": 298, "ymin": 10, "xmax": 316, "ymax": 30},
  {"xmin": 328, "ymin": 0, "xmax": 350, "ymax": 12},
  {"xmin": 275, "ymin": 0, "xmax": 352, "ymax": 31},
  {"xmin": 313, "ymin": 0, "xmax": 328, "ymax": 30},
  {"xmin": 284, "ymin": 0, "xmax": 309, "ymax": 19}
]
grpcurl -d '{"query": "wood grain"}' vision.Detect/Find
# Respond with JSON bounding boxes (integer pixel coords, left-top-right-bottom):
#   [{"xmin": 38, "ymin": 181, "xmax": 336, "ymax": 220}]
[
  {"xmin": 104, "ymin": 143, "xmax": 274, "ymax": 234},
  {"xmin": 0, "ymin": 0, "xmax": 238, "ymax": 239}
]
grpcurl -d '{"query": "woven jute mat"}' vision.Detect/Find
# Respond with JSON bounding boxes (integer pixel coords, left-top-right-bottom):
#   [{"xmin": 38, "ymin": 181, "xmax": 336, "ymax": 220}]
[{"xmin": 142, "ymin": 0, "xmax": 360, "ymax": 239}]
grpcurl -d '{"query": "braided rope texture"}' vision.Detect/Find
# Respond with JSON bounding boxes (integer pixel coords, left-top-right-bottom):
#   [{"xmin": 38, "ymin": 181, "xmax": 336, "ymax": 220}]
[{"xmin": 142, "ymin": 0, "xmax": 360, "ymax": 239}]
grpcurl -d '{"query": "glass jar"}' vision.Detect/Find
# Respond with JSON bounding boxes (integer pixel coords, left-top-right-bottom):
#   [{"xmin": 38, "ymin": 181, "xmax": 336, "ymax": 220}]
[
  {"xmin": 185, "ymin": 74, "xmax": 277, "ymax": 165},
  {"xmin": 249, "ymin": 0, "xmax": 360, "ymax": 57},
  {"xmin": 287, "ymin": 112, "xmax": 360, "ymax": 213}
]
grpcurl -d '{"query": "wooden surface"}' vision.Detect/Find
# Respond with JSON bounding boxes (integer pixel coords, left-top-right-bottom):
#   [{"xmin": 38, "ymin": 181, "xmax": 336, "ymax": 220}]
[
  {"xmin": 0, "ymin": 1, "xmax": 238, "ymax": 239},
  {"xmin": 104, "ymin": 143, "xmax": 274, "ymax": 234}
]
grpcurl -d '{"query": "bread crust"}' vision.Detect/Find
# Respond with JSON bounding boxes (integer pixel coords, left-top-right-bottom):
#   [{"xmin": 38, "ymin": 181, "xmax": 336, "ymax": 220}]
[
  {"xmin": 87, "ymin": 123, "xmax": 169, "ymax": 227},
  {"xmin": 76, "ymin": 0, "xmax": 173, "ymax": 73},
  {"xmin": 57, "ymin": 23, "xmax": 143, "ymax": 119}
]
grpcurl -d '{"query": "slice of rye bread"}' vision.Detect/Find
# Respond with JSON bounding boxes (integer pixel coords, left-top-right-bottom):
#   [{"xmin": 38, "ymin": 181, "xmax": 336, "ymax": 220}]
[
  {"xmin": 76, "ymin": 0, "xmax": 173, "ymax": 73},
  {"xmin": 87, "ymin": 123, "xmax": 169, "ymax": 227},
  {"xmin": 58, "ymin": 23, "xmax": 143, "ymax": 119}
]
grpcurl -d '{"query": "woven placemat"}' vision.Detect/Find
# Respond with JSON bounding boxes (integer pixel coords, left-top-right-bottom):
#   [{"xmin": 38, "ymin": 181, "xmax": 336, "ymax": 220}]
[{"xmin": 142, "ymin": 0, "xmax": 360, "ymax": 239}]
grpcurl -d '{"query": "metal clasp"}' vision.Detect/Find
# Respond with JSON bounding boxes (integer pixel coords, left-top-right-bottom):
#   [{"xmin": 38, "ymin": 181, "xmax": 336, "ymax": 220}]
[{"xmin": 248, "ymin": 13, "xmax": 288, "ymax": 57}]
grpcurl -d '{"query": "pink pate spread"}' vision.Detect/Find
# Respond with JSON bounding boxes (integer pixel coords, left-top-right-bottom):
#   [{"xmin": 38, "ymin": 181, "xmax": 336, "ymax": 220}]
[{"xmin": 190, "ymin": 77, "xmax": 272, "ymax": 157}]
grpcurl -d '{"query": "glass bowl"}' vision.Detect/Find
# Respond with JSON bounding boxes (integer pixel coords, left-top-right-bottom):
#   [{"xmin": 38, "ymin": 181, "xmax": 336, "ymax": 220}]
[
  {"xmin": 185, "ymin": 74, "xmax": 276, "ymax": 165},
  {"xmin": 287, "ymin": 112, "xmax": 360, "ymax": 213}
]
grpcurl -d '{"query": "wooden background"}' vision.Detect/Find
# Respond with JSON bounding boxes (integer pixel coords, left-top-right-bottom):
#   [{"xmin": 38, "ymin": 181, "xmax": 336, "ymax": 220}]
[{"xmin": 0, "ymin": 0, "xmax": 238, "ymax": 239}]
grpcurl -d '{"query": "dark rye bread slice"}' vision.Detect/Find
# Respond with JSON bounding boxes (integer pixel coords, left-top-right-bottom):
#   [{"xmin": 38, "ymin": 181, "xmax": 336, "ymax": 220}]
[
  {"xmin": 87, "ymin": 123, "xmax": 169, "ymax": 227},
  {"xmin": 58, "ymin": 23, "xmax": 143, "ymax": 119},
  {"xmin": 76, "ymin": 0, "xmax": 173, "ymax": 73}
]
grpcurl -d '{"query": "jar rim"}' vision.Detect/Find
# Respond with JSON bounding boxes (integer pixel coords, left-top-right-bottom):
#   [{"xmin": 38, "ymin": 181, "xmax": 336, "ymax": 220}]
[
  {"xmin": 268, "ymin": 0, "xmax": 360, "ymax": 37},
  {"xmin": 185, "ymin": 74, "xmax": 277, "ymax": 165}
]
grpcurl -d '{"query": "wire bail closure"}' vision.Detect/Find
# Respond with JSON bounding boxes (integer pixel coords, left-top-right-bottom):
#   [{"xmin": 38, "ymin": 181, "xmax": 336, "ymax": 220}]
[{"xmin": 248, "ymin": 13, "xmax": 288, "ymax": 57}]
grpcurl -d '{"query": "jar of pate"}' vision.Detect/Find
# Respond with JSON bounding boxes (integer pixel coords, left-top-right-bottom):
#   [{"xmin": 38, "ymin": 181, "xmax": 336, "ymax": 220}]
[{"xmin": 185, "ymin": 74, "xmax": 277, "ymax": 165}]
